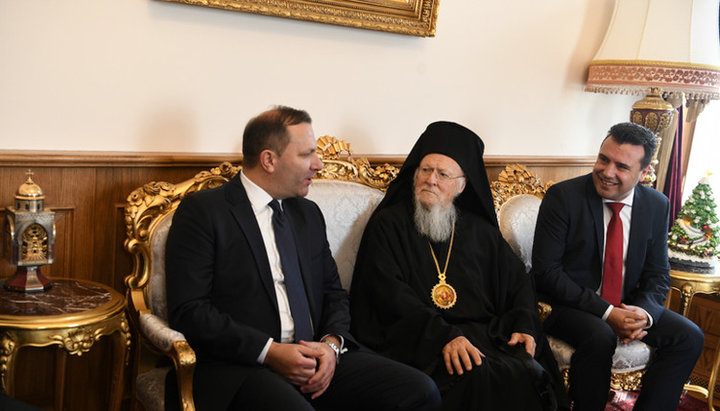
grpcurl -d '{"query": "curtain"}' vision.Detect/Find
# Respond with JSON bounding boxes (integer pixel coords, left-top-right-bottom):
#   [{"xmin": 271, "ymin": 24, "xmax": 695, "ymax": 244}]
[{"xmin": 663, "ymin": 105, "xmax": 684, "ymax": 224}]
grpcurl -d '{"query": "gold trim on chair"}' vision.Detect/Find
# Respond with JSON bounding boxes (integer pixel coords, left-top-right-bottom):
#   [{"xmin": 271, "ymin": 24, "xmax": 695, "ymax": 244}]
[
  {"xmin": 171, "ymin": 340, "xmax": 197, "ymax": 411},
  {"xmin": 124, "ymin": 162, "xmax": 240, "ymax": 298},
  {"xmin": 124, "ymin": 164, "xmax": 241, "ymax": 411},
  {"xmin": 490, "ymin": 164, "xmax": 552, "ymax": 211},
  {"xmin": 492, "ymin": 164, "xmax": 554, "ymax": 321},
  {"xmin": 123, "ymin": 138, "xmax": 398, "ymax": 410},
  {"xmin": 315, "ymin": 136, "xmax": 398, "ymax": 191},
  {"xmin": 610, "ymin": 370, "xmax": 646, "ymax": 392},
  {"xmin": 562, "ymin": 368, "xmax": 646, "ymax": 392}
]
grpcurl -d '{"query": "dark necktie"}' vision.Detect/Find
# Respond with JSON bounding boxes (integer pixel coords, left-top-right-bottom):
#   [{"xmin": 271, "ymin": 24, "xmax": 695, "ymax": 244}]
[
  {"xmin": 268, "ymin": 200, "xmax": 313, "ymax": 342},
  {"xmin": 601, "ymin": 202, "xmax": 624, "ymax": 306}
]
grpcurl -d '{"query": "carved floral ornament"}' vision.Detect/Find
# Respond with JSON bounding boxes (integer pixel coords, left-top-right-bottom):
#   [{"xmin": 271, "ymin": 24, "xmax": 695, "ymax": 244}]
[
  {"xmin": 124, "ymin": 164, "xmax": 239, "ymax": 245},
  {"xmin": 156, "ymin": 0, "xmax": 440, "ymax": 37},
  {"xmin": 45, "ymin": 316, "xmax": 131, "ymax": 359},
  {"xmin": 0, "ymin": 317, "xmax": 131, "ymax": 392},
  {"xmin": 0, "ymin": 334, "xmax": 13, "ymax": 391},
  {"xmin": 490, "ymin": 164, "xmax": 552, "ymax": 210},
  {"xmin": 315, "ymin": 136, "xmax": 398, "ymax": 190},
  {"xmin": 50, "ymin": 327, "xmax": 105, "ymax": 356}
]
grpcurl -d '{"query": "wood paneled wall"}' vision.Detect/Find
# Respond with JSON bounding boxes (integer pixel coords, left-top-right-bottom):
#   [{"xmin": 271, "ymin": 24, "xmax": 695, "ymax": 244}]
[
  {"xmin": 0, "ymin": 151, "xmax": 242, "ymax": 292},
  {"xmin": 0, "ymin": 150, "xmax": 593, "ymax": 410},
  {"xmin": 0, "ymin": 150, "xmax": 594, "ymax": 295}
]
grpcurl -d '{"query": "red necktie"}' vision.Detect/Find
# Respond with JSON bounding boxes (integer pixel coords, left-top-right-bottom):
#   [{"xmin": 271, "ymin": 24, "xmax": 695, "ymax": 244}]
[{"xmin": 601, "ymin": 202, "xmax": 624, "ymax": 306}]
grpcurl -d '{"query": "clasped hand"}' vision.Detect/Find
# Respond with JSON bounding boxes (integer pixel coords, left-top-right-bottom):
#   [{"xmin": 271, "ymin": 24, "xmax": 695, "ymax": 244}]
[
  {"xmin": 607, "ymin": 304, "xmax": 649, "ymax": 343},
  {"xmin": 264, "ymin": 340, "xmax": 336, "ymax": 399},
  {"xmin": 442, "ymin": 333, "xmax": 535, "ymax": 376}
]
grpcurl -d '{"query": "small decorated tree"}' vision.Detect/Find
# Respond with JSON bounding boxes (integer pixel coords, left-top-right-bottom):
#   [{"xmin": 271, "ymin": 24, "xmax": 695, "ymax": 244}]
[{"xmin": 668, "ymin": 176, "xmax": 720, "ymax": 265}]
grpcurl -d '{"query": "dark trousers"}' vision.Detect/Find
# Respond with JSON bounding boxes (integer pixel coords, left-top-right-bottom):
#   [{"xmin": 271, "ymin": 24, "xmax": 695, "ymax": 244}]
[
  {"xmin": 544, "ymin": 306, "xmax": 703, "ymax": 411},
  {"xmin": 228, "ymin": 349, "xmax": 441, "ymax": 411}
]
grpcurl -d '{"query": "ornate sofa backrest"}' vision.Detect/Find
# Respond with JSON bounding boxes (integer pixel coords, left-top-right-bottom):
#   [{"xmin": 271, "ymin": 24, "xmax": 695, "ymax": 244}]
[
  {"xmin": 124, "ymin": 137, "xmax": 397, "ymax": 325},
  {"xmin": 491, "ymin": 165, "xmax": 550, "ymax": 272},
  {"xmin": 306, "ymin": 138, "xmax": 397, "ymax": 288},
  {"xmin": 125, "ymin": 163, "xmax": 239, "ymax": 323}
]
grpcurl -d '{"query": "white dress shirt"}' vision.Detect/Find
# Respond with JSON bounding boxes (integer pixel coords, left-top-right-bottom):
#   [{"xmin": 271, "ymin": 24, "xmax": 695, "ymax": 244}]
[
  {"xmin": 240, "ymin": 172, "xmax": 298, "ymax": 363},
  {"xmin": 599, "ymin": 189, "xmax": 653, "ymax": 327}
]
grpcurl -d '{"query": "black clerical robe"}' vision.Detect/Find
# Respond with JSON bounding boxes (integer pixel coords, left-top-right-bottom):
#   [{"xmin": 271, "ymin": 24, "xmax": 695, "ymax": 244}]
[{"xmin": 350, "ymin": 201, "xmax": 565, "ymax": 410}]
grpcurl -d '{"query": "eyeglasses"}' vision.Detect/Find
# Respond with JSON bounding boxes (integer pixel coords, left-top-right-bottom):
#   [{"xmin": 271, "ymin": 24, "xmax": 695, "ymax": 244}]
[{"xmin": 417, "ymin": 167, "xmax": 465, "ymax": 182}]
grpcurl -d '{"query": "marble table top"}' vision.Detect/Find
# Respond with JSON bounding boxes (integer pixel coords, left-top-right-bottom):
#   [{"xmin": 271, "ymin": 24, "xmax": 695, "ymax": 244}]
[{"xmin": 0, "ymin": 278, "xmax": 116, "ymax": 318}]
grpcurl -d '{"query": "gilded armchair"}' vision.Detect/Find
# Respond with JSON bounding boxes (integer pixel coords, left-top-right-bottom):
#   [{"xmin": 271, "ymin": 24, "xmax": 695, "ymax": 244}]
[
  {"xmin": 124, "ymin": 163, "xmax": 238, "ymax": 411},
  {"xmin": 491, "ymin": 165, "xmax": 652, "ymax": 391},
  {"xmin": 123, "ymin": 137, "xmax": 397, "ymax": 411}
]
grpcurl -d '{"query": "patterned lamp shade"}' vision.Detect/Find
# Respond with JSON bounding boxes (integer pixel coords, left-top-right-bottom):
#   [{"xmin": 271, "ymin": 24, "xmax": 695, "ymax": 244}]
[{"xmin": 586, "ymin": 0, "xmax": 720, "ymax": 102}]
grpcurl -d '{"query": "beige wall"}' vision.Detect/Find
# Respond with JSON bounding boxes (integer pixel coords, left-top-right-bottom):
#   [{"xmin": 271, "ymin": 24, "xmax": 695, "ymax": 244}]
[{"xmin": 0, "ymin": 0, "xmax": 681, "ymax": 156}]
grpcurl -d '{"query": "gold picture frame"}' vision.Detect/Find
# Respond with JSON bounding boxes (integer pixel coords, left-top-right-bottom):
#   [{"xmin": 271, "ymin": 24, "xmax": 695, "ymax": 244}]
[{"xmin": 159, "ymin": 0, "xmax": 440, "ymax": 37}]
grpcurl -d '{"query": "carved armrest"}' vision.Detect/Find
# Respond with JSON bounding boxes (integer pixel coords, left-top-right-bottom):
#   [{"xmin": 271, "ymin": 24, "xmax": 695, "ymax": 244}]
[
  {"xmin": 139, "ymin": 313, "xmax": 196, "ymax": 411},
  {"xmin": 139, "ymin": 313, "xmax": 187, "ymax": 351}
]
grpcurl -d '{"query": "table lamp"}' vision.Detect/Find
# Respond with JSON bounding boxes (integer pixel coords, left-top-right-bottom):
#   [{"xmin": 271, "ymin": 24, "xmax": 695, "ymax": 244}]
[{"xmin": 585, "ymin": 0, "xmax": 720, "ymax": 189}]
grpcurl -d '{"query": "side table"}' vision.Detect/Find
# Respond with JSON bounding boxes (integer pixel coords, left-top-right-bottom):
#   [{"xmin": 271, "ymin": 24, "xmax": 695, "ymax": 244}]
[
  {"xmin": 667, "ymin": 266, "xmax": 720, "ymax": 411},
  {"xmin": 0, "ymin": 278, "xmax": 131, "ymax": 411}
]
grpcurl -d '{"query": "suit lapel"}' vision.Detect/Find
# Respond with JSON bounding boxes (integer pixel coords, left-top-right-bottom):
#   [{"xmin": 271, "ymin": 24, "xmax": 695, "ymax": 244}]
[
  {"xmin": 586, "ymin": 176, "xmax": 606, "ymax": 262},
  {"xmin": 625, "ymin": 186, "xmax": 647, "ymax": 288},
  {"xmin": 225, "ymin": 176, "xmax": 279, "ymax": 314}
]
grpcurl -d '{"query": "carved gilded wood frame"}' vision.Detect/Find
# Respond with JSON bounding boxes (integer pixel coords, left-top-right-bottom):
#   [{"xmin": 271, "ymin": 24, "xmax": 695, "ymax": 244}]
[{"xmin": 158, "ymin": 0, "xmax": 440, "ymax": 37}]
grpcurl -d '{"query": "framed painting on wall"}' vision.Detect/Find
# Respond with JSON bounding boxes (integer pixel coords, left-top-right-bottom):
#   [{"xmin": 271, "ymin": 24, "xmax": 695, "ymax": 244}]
[{"xmin": 158, "ymin": 0, "xmax": 441, "ymax": 37}]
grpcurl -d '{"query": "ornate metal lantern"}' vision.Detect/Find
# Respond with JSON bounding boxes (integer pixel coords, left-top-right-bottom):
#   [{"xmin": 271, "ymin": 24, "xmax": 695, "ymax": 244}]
[{"xmin": 3, "ymin": 170, "xmax": 54, "ymax": 292}]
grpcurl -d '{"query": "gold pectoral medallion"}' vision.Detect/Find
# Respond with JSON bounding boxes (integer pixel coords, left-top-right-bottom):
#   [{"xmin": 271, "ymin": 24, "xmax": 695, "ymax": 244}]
[
  {"xmin": 431, "ymin": 280, "xmax": 457, "ymax": 309},
  {"xmin": 428, "ymin": 220, "xmax": 457, "ymax": 310}
]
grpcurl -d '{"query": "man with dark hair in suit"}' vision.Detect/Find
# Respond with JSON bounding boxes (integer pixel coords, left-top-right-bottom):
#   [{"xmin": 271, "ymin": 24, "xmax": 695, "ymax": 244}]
[
  {"xmin": 532, "ymin": 122, "xmax": 704, "ymax": 411},
  {"xmin": 165, "ymin": 106, "xmax": 441, "ymax": 410}
]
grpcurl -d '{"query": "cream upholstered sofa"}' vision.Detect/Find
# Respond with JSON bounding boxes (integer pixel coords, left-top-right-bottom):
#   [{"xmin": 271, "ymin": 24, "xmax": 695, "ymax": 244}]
[
  {"xmin": 492, "ymin": 165, "xmax": 652, "ymax": 390},
  {"xmin": 123, "ymin": 137, "xmax": 396, "ymax": 411},
  {"xmin": 124, "ymin": 146, "xmax": 652, "ymax": 411}
]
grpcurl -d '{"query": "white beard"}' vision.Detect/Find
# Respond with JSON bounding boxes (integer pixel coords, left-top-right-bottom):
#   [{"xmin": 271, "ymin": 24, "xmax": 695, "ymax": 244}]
[{"xmin": 413, "ymin": 196, "xmax": 456, "ymax": 242}]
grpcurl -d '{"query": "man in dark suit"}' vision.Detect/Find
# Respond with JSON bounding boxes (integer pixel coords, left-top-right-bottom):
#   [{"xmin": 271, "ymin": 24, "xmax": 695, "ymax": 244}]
[
  {"xmin": 532, "ymin": 122, "xmax": 704, "ymax": 411},
  {"xmin": 165, "ymin": 106, "xmax": 441, "ymax": 411}
]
